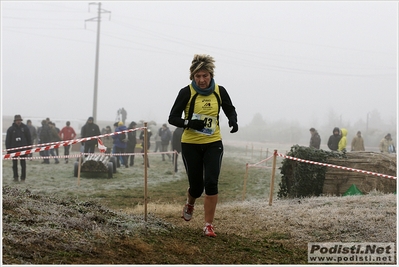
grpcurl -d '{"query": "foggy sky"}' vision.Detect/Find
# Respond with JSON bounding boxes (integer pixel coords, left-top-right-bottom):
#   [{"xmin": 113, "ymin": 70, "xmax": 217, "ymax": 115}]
[{"xmin": 1, "ymin": 1, "xmax": 398, "ymax": 128}]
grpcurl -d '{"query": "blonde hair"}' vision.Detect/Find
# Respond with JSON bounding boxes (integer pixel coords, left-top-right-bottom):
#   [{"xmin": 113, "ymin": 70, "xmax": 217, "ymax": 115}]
[{"xmin": 189, "ymin": 54, "xmax": 215, "ymax": 80}]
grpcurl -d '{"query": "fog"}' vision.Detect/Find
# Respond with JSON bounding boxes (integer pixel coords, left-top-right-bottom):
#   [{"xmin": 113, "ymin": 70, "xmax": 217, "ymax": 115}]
[{"xmin": 1, "ymin": 1, "xmax": 397, "ymax": 144}]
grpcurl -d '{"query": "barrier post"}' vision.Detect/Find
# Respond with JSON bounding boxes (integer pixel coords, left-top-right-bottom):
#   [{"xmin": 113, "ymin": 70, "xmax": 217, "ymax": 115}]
[
  {"xmin": 268, "ymin": 150, "xmax": 277, "ymax": 206},
  {"xmin": 77, "ymin": 153, "xmax": 82, "ymax": 186},
  {"xmin": 143, "ymin": 122, "xmax": 148, "ymax": 222},
  {"xmin": 173, "ymin": 151, "xmax": 177, "ymax": 177},
  {"xmin": 242, "ymin": 163, "xmax": 249, "ymax": 200}
]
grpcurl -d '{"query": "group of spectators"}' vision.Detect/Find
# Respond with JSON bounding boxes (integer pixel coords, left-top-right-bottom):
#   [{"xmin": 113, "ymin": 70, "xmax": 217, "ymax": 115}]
[
  {"xmin": 309, "ymin": 127, "xmax": 396, "ymax": 153},
  {"xmin": 35, "ymin": 117, "xmax": 77, "ymax": 164},
  {"xmin": 98, "ymin": 119, "xmax": 183, "ymax": 171},
  {"xmin": 6, "ymin": 114, "xmax": 184, "ymax": 181},
  {"xmin": 154, "ymin": 123, "xmax": 183, "ymax": 172},
  {"xmin": 5, "ymin": 115, "xmax": 77, "ymax": 181}
]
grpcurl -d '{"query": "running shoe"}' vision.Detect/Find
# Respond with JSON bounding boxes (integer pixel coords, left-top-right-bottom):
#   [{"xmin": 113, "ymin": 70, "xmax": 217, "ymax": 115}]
[
  {"xmin": 203, "ymin": 224, "xmax": 217, "ymax": 237},
  {"xmin": 182, "ymin": 203, "xmax": 194, "ymax": 221}
]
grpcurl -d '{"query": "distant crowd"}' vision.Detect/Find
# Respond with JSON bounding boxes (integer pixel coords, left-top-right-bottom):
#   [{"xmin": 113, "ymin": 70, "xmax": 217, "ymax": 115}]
[
  {"xmin": 5, "ymin": 114, "xmax": 185, "ymax": 182},
  {"xmin": 5, "ymin": 113, "xmax": 396, "ymax": 183},
  {"xmin": 308, "ymin": 127, "xmax": 396, "ymax": 153}
]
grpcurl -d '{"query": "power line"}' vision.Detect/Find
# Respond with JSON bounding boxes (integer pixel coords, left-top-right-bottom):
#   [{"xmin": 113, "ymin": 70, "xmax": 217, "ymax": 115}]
[{"xmin": 2, "ymin": 4, "xmax": 395, "ymax": 78}]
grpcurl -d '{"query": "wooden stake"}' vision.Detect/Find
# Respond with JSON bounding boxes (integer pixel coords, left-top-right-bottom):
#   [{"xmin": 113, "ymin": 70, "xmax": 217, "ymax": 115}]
[
  {"xmin": 242, "ymin": 163, "xmax": 249, "ymax": 200},
  {"xmin": 173, "ymin": 150, "xmax": 177, "ymax": 177},
  {"xmin": 143, "ymin": 122, "xmax": 148, "ymax": 222},
  {"xmin": 269, "ymin": 150, "xmax": 277, "ymax": 206},
  {"xmin": 77, "ymin": 153, "xmax": 82, "ymax": 186}
]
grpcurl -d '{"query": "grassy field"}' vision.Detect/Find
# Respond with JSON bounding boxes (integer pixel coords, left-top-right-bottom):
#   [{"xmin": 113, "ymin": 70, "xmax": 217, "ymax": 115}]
[{"xmin": 2, "ymin": 142, "xmax": 397, "ymax": 264}]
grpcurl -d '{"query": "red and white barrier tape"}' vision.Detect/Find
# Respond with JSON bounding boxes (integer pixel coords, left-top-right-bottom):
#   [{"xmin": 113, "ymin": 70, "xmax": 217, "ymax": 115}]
[
  {"xmin": 246, "ymin": 154, "xmax": 274, "ymax": 168},
  {"xmin": 29, "ymin": 154, "xmax": 81, "ymax": 159},
  {"xmin": 276, "ymin": 152, "xmax": 397, "ymax": 180},
  {"xmin": 3, "ymin": 150, "xmax": 179, "ymax": 161},
  {"xmin": 2, "ymin": 127, "xmax": 146, "ymax": 159}
]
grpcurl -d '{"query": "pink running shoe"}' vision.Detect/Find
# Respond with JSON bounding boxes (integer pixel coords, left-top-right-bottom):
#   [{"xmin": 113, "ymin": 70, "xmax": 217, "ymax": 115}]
[
  {"xmin": 203, "ymin": 224, "xmax": 217, "ymax": 237},
  {"xmin": 182, "ymin": 203, "xmax": 194, "ymax": 221}
]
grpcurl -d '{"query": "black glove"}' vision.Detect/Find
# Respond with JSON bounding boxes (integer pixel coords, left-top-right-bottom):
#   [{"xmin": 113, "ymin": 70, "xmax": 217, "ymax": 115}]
[
  {"xmin": 188, "ymin": 119, "xmax": 205, "ymax": 131},
  {"xmin": 229, "ymin": 120, "xmax": 238, "ymax": 133}
]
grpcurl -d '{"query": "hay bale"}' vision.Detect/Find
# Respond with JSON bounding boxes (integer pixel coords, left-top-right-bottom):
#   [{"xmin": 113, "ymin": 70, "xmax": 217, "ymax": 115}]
[
  {"xmin": 323, "ymin": 152, "xmax": 396, "ymax": 196},
  {"xmin": 81, "ymin": 155, "xmax": 109, "ymax": 172}
]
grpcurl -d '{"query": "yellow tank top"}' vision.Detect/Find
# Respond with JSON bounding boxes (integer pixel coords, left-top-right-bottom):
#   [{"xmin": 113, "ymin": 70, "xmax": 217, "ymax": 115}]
[{"xmin": 181, "ymin": 84, "xmax": 222, "ymax": 144}]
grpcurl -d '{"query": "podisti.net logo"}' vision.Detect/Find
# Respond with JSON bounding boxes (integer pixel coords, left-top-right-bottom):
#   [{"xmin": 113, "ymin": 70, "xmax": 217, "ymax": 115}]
[{"xmin": 308, "ymin": 242, "xmax": 395, "ymax": 264}]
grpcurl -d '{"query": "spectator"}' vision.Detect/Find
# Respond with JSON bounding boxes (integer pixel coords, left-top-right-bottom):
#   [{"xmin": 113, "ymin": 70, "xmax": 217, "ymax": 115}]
[
  {"xmin": 26, "ymin": 119, "xmax": 37, "ymax": 145},
  {"xmin": 121, "ymin": 107, "xmax": 127, "ymax": 125},
  {"xmin": 327, "ymin": 127, "xmax": 341, "ymax": 151},
  {"xmin": 338, "ymin": 128, "xmax": 348, "ymax": 153},
  {"xmin": 59, "ymin": 121, "xmax": 77, "ymax": 163},
  {"xmin": 140, "ymin": 128, "xmax": 152, "ymax": 167},
  {"xmin": 52, "ymin": 122, "xmax": 62, "ymax": 156},
  {"xmin": 171, "ymin": 127, "xmax": 184, "ymax": 172},
  {"xmin": 39, "ymin": 119, "xmax": 51, "ymax": 164},
  {"xmin": 153, "ymin": 126, "xmax": 162, "ymax": 153},
  {"xmin": 80, "ymin": 116, "xmax": 101, "ymax": 156},
  {"xmin": 36, "ymin": 121, "xmax": 43, "ymax": 157},
  {"xmin": 112, "ymin": 121, "xmax": 128, "ymax": 168},
  {"xmin": 379, "ymin": 133, "xmax": 396, "ymax": 153},
  {"xmin": 159, "ymin": 123, "xmax": 172, "ymax": 161},
  {"xmin": 6, "ymin": 114, "xmax": 32, "ymax": 182},
  {"xmin": 53, "ymin": 123, "xmax": 61, "ymax": 156},
  {"xmin": 309, "ymin": 127, "xmax": 321, "ymax": 149},
  {"xmin": 351, "ymin": 131, "xmax": 365, "ymax": 151},
  {"xmin": 112, "ymin": 122, "xmax": 122, "ymax": 164},
  {"xmin": 126, "ymin": 121, "xmax": 138, "ymax": 167},
  {"xmin": 101, "ymin": 126, "xmax": 114, "ymax": 154},
  {"xmin": 26, "ymin": 119, "xmax": 37, "ymax": 159},
  {"xmin": 48, "ymin": 122, "xmax": 61, "ymax": 164},
  {"xmin": 37, "ymin": 123, "xmax": 42, "ymax": 144}
]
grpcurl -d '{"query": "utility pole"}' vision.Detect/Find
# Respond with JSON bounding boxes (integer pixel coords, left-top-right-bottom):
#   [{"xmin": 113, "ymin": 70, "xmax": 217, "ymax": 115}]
[{"xmin": 85, "ymin": 3, "xmax": 111, "ymax": 123}]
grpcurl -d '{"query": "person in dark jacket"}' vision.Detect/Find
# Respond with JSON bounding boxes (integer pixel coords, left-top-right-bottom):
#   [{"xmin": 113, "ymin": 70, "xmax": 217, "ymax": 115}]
[
  {"xmin": 26, "ymin": 120, "xmax": 37, "ymax": 144},
  {"xmin": 159, "ymin": 123, "xmax": 172, "ymax": 161},
  {"xmin": 327, "ymin": 127, "xmax": 341, "ymax": 151},
  {"xmin": 112, "ymin": 121, "xmax": 128, "ymax": 168},
  {"xmin": 39, "ymin": 119, "xmax": 51, "ymax": 164},
  {"xmin": 171, "ymin": 127, "xmax": 184, "ymax": 172},
  {"xmin": 6, "ymin": 114, "xmax": 32, "ymax": 182},
  {"xmin": 126, "ymin": 121, "xmax": 138, "ymax": 167},
  {"xmin": 140, "ymin": 128, "xmax": 152, "ymax": 167},
  {"xmin": 48, "ymin": 122, "xmax": 60, "ymax": 164},
  {"xmin": 26, "ymin": 119, "xmax": 37, "ymax": 159},
  {"xmin": 80, "ymin": 116, "xmax": 101, "ymax": 156},
  {"xmin": 309, "ymin": 128, "xmax": 321, "ymax": 149}
]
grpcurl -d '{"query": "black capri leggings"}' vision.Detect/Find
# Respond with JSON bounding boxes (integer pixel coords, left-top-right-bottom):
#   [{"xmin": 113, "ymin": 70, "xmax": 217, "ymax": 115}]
[{"xmin": 181, "ymin": 140, "xmax": 223, "ymax": 197}]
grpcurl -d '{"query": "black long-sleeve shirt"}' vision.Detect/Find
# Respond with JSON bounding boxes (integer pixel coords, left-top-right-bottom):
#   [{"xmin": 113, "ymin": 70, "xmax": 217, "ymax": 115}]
[{"xmin": 168, "ymin": 85, "xmax": 237, "ymax": 128}]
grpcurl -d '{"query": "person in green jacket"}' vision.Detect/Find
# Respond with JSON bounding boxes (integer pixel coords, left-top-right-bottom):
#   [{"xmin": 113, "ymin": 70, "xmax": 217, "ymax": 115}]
[{"xmin": 338, "ymin": 128, "xmax": 348, "ymax": 152}]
